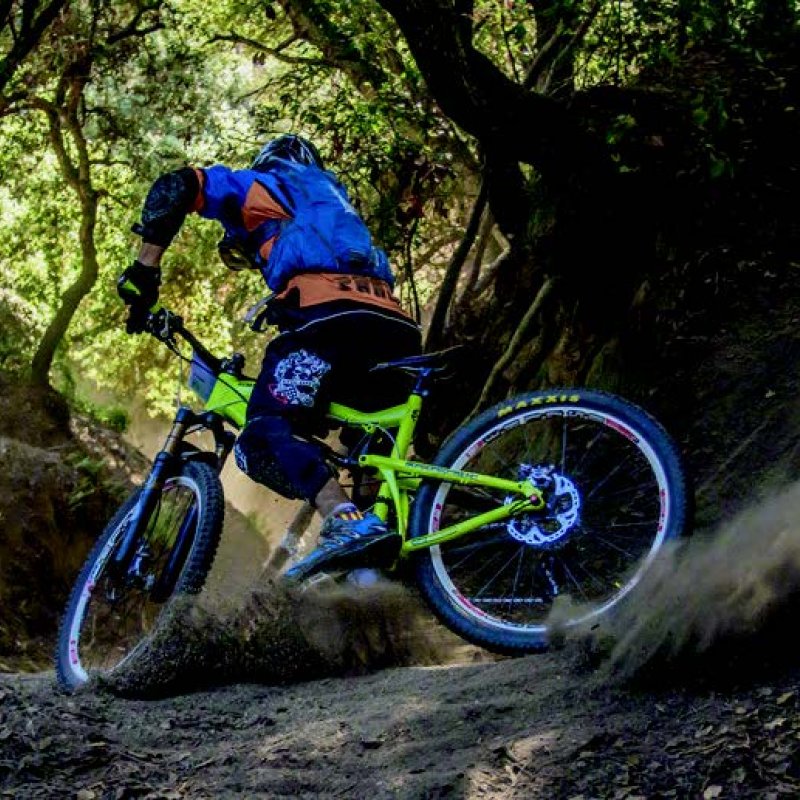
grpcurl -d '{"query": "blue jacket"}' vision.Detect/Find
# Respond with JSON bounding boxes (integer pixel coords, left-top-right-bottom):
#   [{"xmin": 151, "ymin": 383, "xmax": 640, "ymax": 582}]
[{"xmin": 197, "ymin": 162, "xmax": 394, "ymax": 292}]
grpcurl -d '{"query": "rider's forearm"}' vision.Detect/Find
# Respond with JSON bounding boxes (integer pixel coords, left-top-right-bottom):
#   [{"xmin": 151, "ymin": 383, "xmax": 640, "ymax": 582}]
[{"xmin": 137, "ymin": 243, "xmax": 165, "ymax": 267}]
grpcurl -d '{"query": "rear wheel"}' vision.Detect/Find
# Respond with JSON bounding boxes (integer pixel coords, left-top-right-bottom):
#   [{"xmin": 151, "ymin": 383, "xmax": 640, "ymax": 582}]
[
  {"xmin": 410, "ymin": 389, "xmax": 689, "ymax": 654},
  {"xmin": 55, "ymin": 460, "xmax": 223, "ymax": 691}
]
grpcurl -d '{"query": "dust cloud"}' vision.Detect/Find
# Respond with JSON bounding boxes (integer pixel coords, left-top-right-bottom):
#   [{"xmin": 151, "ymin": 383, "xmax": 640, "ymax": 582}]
[
  {"xmin": 590, "ymin": 480, "xmax": 800, "ymax": 684},
  {"xmin": 100, "ymin": 573, "xmax": 471, "ymax": 699},
  {"xmin": 124, "ymin": 405, "xmax": 300, "ymax": 549},
  {"xmin": 89, "ymin": 397, "xmax": 473, "ymax": 699}
]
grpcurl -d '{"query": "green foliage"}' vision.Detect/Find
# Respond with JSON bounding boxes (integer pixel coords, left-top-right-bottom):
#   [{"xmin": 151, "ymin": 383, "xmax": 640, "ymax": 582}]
[
  {"xmin": 74, "ymin": 396, "xmax": 130, "ymax": 434},
  {"xmin": 0, "ymin": 283, "xmax": 41, "ymax": 373},
  {"xmin": 1, "ymin": 0, "xmax": 797, "ymax": 419},
  {"xmin": 63, "ymin": 451, "xmax": 117, "ymax": 509}
]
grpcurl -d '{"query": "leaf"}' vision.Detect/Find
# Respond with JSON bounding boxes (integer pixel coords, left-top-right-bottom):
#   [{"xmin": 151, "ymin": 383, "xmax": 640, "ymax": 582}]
[
  {"xmin": 777, "ymin": 692, "xmax": 795, "ymax": 705},
  {"xmin": 710, "ymin": 157, "xmax": 727, "ymax": 179},
  {"xmin": 693, "ymin": 107, "xmax": 709, "ymax": 127},
  {"xmin": 703, "ymin": 786, "xmax": 723, "ymax": 799}
]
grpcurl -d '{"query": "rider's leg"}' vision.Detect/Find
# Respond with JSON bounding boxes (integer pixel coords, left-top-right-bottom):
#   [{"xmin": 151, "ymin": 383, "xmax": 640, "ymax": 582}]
[
  {"xmin": 237, "ymin": 311, "xmax": 421, "ymax": 510},
  {"xmin": 234, "ymin": 335, "xmax": 398, "ymax": 579},
  {"xmin": 313, "ymin": 476, "xmax": 351, "ymax": 516},
  {"xmin": 236, "ymin": 308, "xmax": 425, "ymax": 579},
  {"xmin": 235, "ymin": 333, "xmax": 336, "ymax": 501}
]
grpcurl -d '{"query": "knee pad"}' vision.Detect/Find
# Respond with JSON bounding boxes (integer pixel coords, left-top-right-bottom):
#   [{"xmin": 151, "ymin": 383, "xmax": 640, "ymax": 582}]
[{"xmin": 234, "ymin": 415, "xmax": 331, "ymax": 501}]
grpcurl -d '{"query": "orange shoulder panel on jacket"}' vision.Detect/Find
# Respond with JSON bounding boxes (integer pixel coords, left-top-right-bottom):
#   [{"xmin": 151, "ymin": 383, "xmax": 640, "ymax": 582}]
[
  {"xmin": 259, "ymin": 236, "xmax": 276, "ymax": 262},
  {"xmin": 190, "ymin": 168, "xmax": 206, "ymax": 213},
  {"xmin": 243, "ymin": 181, "xmax": 291, "ymax": 232}
]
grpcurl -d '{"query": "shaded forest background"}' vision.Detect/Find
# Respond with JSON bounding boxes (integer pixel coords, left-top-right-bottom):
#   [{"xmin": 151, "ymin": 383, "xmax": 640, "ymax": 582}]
[{"xmin": 1, "ymin": 0, "xmax": 800, "ymax": 663}]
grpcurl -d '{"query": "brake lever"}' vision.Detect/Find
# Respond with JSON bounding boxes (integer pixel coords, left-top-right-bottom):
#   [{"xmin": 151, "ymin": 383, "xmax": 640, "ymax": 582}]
[{"xmin": 148, "ymin": 307, "xmax": 183, "ymax": 343}]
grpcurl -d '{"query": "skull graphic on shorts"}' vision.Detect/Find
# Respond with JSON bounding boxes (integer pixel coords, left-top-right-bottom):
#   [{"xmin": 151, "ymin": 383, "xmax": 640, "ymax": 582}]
[{"xmin": 270, "ymin": 350, "xmax": 331, "ymax": 407}]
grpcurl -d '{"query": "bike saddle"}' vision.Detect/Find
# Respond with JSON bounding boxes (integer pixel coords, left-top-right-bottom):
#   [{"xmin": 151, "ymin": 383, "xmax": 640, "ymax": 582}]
[{"xmin": 370, "ymin": 345, "xmax": 465, "ymax": 375}]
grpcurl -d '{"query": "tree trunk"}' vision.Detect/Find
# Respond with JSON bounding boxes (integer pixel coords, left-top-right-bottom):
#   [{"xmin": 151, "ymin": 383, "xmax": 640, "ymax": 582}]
[
  {"xmin": 30, "ymin": 189, "xmax": 99, "ymax": 385},
  {"xmin": 29, "ymin": 75, "xmax": 100, "ymax": 387}
]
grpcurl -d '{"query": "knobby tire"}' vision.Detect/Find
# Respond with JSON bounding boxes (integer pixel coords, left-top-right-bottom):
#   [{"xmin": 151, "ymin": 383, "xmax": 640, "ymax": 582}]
[
  {"xmin": 409, "ymin": 389, "xmax": 689, "ymax": 654},
  {"xmin": 55, "ymin": 460, "xmax": 224, "ymax": 691}
]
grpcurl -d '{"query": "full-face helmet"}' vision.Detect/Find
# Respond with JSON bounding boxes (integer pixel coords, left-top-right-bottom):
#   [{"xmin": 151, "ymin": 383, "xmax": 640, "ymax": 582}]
[{"xmin": 251, "ymin": 134, "xmax": 324, "ymax": 172}]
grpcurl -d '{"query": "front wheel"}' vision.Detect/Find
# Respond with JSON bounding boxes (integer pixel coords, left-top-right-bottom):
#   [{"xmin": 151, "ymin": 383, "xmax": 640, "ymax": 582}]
[
  {"xmin": 55, "ymin": 460, "xmax": 224, "ymax": 691},
  {"xmin": 409, "ymin": 389, "xmax": 690, "ymax": 654}
]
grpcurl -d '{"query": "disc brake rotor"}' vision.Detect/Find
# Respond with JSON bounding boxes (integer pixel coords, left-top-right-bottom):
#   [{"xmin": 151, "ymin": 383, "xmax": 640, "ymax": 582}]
[{"xmin": 505, "ymin": 465, "xmax": 581, "ymax": 548}]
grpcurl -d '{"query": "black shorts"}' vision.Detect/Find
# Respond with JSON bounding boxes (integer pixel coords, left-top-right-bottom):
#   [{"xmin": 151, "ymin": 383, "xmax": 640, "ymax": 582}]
[
  {"xmin": 234, "ymin": 304, "xmax": 421, "ymax": 500},
  {"xmin": 249, "ymin": 304, "xmax": 422, "ymax": 419}
]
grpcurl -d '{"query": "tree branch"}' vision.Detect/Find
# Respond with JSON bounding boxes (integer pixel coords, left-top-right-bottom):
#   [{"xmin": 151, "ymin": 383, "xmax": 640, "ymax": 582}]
[
  {"xmin": 107, "ymin": 2, "xmax": 165, "ymax": 44},
  {"xmin": 0, "ymin": 0, "xmax": 68, "ymax": 94},
  {"xmin": 472, "ymin": 247, "xmax": 509, "ymax": 297},
  {"xmin": 0, "ymin": 1, "xmax": 14, "ymax": 31},
  {"xmin": 425, "ymin": 182, "xmax": 487, "ymax": 351},
  {"xmin": 28, "ymin": 94, "xmax": 80, "ymax": 189},
  {"xmin": 530, "ymin": 0, "xmax": 602, "ymax": 94},
  {"xmin": 377, "ymin": 0, "xmax": 609, "ymax": 182},
  {"xmin": 210, "ymin": 32, "xmax": 333, "ymax": 68},
  {"xmin": 277, "ymin": 0, "xmax": 388, "ymax": 94},
  {"xmin": 64, "ymin": 76, "xmax": 94, "ymax": 194},
  {"xmin": 466, "ymin": 276, "xmax": 556, "ymax": 418},
  {"xmin": 458, "ymin": 207, "xmax": 495, "ymax": 300}
]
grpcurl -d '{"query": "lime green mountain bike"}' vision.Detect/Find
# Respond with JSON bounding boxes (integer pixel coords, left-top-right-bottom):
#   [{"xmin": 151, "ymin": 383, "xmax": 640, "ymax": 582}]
[{"xmin": 55, "ymin": 308, "xmax": 689, "ymax": 691}]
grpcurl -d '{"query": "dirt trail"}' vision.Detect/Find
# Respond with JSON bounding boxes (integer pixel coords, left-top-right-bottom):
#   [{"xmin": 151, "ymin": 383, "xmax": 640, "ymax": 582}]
[
  {"xmin": 1, "ymin": 651, "xmax": 599, "ymax": 799},
  {"xmin": 6, "ymin": 481, "xmax": 800, "ymax": 798},
  {"xmin": 6, "ymin": 287, "xmax": 800, "ymax": 797},
  {"xmin": 3, "ymin": 634, "xmax": 800, "ymax": 798}
]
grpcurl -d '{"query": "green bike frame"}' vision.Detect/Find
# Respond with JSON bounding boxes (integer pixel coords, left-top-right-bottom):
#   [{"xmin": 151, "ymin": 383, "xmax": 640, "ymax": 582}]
[{"xmin": 198, "ymin": 369, "xmax": 545, "ymax": 557}]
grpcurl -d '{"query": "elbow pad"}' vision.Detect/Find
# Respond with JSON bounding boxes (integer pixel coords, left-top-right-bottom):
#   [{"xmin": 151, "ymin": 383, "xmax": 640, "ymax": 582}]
[{"xmin": 136, "ymin": 167, "xmax": 201, "ymax": 247}]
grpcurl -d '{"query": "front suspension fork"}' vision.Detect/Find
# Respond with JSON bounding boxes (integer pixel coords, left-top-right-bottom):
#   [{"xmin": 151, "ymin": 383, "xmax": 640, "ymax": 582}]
[{"xmin": 109, "ymin": 408, "xmax": 195, "ymax": 580}]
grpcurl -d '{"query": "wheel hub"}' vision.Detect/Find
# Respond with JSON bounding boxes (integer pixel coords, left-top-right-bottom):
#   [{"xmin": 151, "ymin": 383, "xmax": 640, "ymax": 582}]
[{"xmin": 505, "ymin": 464, "xmax": 581, "ymax": 548}]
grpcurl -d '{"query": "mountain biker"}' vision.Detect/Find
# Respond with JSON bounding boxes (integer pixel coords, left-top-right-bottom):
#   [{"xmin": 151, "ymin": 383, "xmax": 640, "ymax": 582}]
[{"xmin": 117, "ymin": 133, "xmax": 421, "ymax": 580}]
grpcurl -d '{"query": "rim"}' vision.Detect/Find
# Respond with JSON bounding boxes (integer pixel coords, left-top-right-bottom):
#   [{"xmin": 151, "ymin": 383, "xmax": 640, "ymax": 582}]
[
  {"xmin": 65, "ymin": 475, "xmax": 201, "ymax": 684},
  {"xmin": 426, "ymin": 405, "xmax": 674, "ymax": 635}
]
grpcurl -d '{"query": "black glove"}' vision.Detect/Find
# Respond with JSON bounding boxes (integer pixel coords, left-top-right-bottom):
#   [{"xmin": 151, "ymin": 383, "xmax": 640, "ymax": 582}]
[
  {"xmin": 117, "ymin": 261, "xmax": 162, "ymax": 308},
  {"xmin": 124, "ymin": 304, "xmax": 151, "ymax": 335}
]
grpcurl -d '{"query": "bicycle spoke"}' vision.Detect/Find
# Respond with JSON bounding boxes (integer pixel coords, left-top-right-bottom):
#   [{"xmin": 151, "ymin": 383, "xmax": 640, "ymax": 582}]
[
  {"xmin": 556, "ymin": 558, "xmax": 590, "ymax": 601},
  {"xmin": 78, "ymin": 480, "xmax": 197, "ymax": 674},
  {"xmin": 569, "ymin": 428, "xmax": 606, "ymax": 474},
  {"xmin": 556, "ymin": 553, "xmax": 610, "ymax": 596},
  {"xmin": 448, "ymin": 484, "xmax": 504, "ymax": 506},
  {"xmin": 508, "ymin": 546, "xmax": 526, "ymax": 614},
  {"xmin": 474, "ymin": 544, "xmax": 527, "ymax": 599},
  {"xmin": 448, "ymin": 544, "xmax": 512, "ymax": 585},
  {"xmin": 587, "ymin": 533, "xmax": 641, "ymax": 559},
  {"xmin": 582, "ymin": 518, "xmax": 660, "ymax": 532},
  {"xmin": 425, "ymin": 401, "xmax": 681, "ymax": 633}
]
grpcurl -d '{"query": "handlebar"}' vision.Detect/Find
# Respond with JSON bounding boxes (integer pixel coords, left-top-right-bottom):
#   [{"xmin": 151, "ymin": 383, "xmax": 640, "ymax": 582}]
[{"xmin": 144, "ymin": 306, "xmax": 223, "ymax": 374}]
